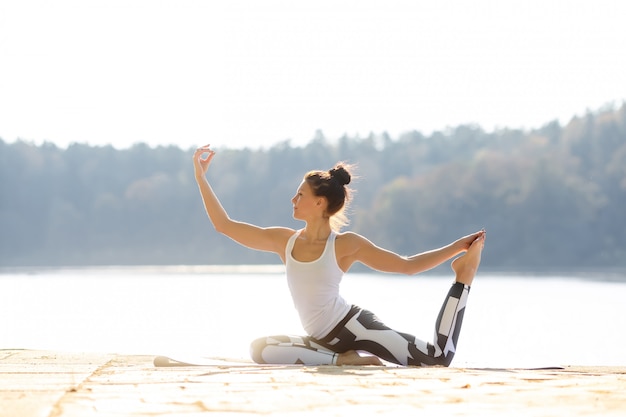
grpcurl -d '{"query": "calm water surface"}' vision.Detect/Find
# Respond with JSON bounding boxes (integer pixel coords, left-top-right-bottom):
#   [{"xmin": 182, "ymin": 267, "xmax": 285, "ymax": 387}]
[{"xmin": 2, "ymin": 266, "xmax": 625, "ymax": 367}]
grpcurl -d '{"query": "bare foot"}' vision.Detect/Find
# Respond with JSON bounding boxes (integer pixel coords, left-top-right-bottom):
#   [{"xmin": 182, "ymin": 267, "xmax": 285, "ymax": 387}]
[
  {"xmin": 451, "ymin": 234, "xmax": 485, "ymax": 286},
  {"xmin": 336, "ymin": 350, "xmax": 383, "ymax": 366}
]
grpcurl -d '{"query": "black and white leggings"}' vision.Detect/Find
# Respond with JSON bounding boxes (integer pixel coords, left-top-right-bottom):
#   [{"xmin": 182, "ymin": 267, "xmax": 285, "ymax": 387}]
[{"xmin": 250, "ymin": 282, "xmax": 470, "ymax": 366}]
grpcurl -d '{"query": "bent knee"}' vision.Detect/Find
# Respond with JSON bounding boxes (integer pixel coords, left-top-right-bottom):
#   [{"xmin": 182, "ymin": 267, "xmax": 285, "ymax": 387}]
[
  {"xmin": 435, "ymin": 354, "xmax": 454, "ymax": 367},
  {"xmin": 410, "ymin": 354, "xmax": 454, "ymax": 367},
  {"xmin": 249, "ymin": 337, "xmax": 269, "ymax": 364}
]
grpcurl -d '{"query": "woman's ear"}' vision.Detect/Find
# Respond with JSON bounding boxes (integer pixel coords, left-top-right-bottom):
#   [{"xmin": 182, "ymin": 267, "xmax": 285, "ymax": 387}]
[{"xmin": 315, "ymin": 197, "xmax": 328, "ymax": 210}]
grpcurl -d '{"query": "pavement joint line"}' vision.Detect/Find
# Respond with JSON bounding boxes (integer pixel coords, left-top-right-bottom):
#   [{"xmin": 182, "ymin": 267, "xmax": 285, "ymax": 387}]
[{"xmin": 47, "ymin": 357, "xmax": 116, "ymax": 417}]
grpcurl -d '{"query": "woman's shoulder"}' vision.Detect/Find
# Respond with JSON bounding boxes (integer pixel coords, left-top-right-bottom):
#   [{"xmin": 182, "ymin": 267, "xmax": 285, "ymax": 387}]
[
  {"xmin": 334, "ymin": 230, "xmax": 369, "ymax": 249},
  {"xmin": 265, "ymin": 227, "xmax": 299, "ymax": 260},
  {"xmin": 335, "ymin": 230, "xmax": 380, "ymax": 252},
  {"xmin": 268, "ymin": 226, "xmax": 299, "ymax": 239},
  {"xmin": 334, "ymin": 231, "xmax": 378, "ymax": 268},
  {"xmin": 335, "ymin": 230, "xmax": 363, "ymax": 240}
]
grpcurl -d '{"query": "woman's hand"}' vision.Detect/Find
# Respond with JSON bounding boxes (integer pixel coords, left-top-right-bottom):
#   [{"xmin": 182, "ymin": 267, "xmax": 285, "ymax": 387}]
[
  {"xmin": 193, "ymin": 144, "xmax": 216, "ymax": 179},
  {"xmin": 453, "ymin": 229, "xmax": 486, "ymax": 253}
]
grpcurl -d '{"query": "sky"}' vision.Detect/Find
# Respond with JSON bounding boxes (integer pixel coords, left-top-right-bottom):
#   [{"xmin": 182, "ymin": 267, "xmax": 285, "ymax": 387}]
[{"xmin": 1, "ymin": 0, "xmax": 625, "ymax": 150}]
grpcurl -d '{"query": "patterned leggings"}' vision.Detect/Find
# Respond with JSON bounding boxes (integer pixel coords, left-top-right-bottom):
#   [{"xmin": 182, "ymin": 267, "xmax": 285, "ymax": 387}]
[{"xmin": 250, "ymin": 282, "xmax": 470, "ymax": 366}]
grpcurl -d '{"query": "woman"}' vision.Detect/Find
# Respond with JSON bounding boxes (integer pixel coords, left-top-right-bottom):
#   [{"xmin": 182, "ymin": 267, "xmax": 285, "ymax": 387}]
[{"xmin": 193, "ymin": 144, "xmax": 485, "ymax": 366}]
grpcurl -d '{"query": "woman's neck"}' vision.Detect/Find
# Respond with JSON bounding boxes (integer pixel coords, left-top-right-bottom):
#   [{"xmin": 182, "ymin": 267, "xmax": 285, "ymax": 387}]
[{"xmin": 301, "ymin": 220, "xmax": 332, "ymax": 242}]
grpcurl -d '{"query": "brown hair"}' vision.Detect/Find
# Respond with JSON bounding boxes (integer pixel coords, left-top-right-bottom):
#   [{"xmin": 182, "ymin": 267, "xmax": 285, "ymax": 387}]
[{"xmin": 304, "ymin": 163, "xmax": 354, "ymax": 230}]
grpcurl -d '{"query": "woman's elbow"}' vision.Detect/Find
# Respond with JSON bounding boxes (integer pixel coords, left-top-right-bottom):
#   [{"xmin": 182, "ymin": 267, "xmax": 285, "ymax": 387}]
[
  {"xmin": 210, "ymin": 216, "xmax": 232, "ymax": 235},
  {"xmin": 213, "ymin": 221, "xmax": 230, "ymax": 236}
]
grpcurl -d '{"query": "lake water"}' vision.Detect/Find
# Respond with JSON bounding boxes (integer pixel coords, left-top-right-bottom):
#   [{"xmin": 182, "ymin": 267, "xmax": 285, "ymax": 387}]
[{"xmin": 2, "ymin": 266, "xmax": 625, "ymax": 368}]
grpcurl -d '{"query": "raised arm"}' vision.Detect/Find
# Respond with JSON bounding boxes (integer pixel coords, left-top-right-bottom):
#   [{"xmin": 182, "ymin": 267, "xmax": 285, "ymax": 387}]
[
  {"xmin": 193, "ymin": 145, "xmax": 293, "ymax": 257},
  {"xmin": 337, "ymin": 230, "xmax": 485, "ymax": 275}
]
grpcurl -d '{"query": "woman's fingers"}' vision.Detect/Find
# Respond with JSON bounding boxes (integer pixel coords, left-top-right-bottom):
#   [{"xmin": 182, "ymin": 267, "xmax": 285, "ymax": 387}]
[
  {"xmin": 193, "ymin": 145, "xmax": 216, "ymax": 165},
  {"xmin": 194, "ymin": 144, "xmax": 212, "ymax": 154}
]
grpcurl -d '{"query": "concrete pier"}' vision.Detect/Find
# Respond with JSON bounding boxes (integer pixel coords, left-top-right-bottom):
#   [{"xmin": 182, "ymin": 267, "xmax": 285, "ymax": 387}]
[{"xmin": 1, "ymin": 350, "xmax": 625, "ymax": 416}]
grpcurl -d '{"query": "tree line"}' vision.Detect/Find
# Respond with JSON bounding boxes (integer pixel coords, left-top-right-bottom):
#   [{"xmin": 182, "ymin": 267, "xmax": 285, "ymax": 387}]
[{"xmin": 1, "ymin": 104, "xmax": 625, "ymax": 272}]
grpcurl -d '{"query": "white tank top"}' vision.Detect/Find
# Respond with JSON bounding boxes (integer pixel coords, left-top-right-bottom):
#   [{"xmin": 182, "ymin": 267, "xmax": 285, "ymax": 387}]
[{"xmin": 285, "ymin": 230, "xmax": 351, "ymax": 339}]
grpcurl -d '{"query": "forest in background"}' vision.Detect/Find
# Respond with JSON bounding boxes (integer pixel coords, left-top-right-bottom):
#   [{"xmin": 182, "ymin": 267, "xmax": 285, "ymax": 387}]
[{"xmin": 1, "ymin": 104, "xmax": 625, "ymax": 272}]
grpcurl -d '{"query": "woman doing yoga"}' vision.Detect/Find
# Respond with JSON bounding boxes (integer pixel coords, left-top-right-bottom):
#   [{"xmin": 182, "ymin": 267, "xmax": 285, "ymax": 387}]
[{"xmin": 193, "ymin": 144, "xmax": 485, "ymax": 366}]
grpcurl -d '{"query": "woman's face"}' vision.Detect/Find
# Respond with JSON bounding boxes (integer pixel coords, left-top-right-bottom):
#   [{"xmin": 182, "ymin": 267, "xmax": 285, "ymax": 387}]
[{"xmin": 291, "ymin": 180, "xmax": 323, "ymax": 220}]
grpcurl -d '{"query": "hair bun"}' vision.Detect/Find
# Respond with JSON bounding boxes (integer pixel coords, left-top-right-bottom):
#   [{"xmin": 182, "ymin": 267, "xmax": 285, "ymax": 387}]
[{"xmin": 329, "ymin": 165, "xmax": 351, "ymax": 186}]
